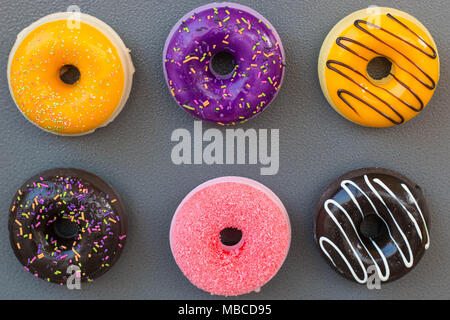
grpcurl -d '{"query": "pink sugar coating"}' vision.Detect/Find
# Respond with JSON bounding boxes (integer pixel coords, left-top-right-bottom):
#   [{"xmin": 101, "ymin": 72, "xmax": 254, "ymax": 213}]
[{"xmin": 170, "ymin": 177, "xmax": 291, "ymax": 296}]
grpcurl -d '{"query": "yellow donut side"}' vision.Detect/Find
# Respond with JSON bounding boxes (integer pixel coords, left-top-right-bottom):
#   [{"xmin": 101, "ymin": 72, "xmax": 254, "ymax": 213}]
[
  {"xmin": 318, "ymin": 7, "xmax": 440, "ymax": 128},
  {"xmin": 8, "ymin": 13, "xmax": 135, "ymax": 136}
]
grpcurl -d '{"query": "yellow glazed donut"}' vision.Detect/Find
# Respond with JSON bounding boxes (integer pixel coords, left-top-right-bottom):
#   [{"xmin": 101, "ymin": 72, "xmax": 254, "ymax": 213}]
[
  {"xmin": 318, "ymin": 7, "xmax": 439, "ymax": 127},
  {"xmin": 8, "ymin": 12, "xmax": 134, "ymax": 135}
]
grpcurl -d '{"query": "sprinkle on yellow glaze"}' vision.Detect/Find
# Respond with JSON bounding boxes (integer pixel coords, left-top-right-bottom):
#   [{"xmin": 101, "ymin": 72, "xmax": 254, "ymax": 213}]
[
  {"xmin": 324, "ymin": 12, "xmax": 439, "ymax": 127},
  {"xmin": 9, "ymin": 20, "xmax": 125, "ymax": 134}
]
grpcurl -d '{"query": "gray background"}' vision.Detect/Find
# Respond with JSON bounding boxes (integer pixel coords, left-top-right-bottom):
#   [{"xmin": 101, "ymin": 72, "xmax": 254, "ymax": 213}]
[{"xmin": 0, "ymin": 0, "xmax": 448, "ymax": 300}]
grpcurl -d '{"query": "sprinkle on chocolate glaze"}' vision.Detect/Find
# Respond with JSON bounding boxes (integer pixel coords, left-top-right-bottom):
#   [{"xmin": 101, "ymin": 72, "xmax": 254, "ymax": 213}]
[{"xmin": 9, "ymin": 168, "xmax": 127, "ymax": 285}]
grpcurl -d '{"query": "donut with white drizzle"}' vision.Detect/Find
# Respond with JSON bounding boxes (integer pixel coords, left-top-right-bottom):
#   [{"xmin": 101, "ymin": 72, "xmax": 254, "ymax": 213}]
[{"xmin": 313, "ymin": 167, "xmax": 430, "ymax": 284}]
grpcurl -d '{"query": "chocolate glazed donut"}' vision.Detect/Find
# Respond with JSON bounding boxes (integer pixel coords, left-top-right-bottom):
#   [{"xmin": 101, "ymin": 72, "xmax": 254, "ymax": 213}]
[
  {"xmin": 9, "ymin": 168, "xmax": 127, "ymax": 284},
  {"xmin": 313, "ymin": 168, "xmax": 430, "ymax": 284}
]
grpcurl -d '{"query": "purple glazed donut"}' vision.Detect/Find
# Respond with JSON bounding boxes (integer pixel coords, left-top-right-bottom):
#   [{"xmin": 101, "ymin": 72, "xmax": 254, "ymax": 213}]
[{"xmin": 163, "ymin": 2, "xmax": 285, "ymax": 125}]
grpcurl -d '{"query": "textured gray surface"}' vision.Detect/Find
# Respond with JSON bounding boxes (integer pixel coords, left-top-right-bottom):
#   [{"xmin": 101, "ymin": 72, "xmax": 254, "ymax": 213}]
[{"xmin": 0, "ymin": 0, "xmax": 449, "ymax": 300}]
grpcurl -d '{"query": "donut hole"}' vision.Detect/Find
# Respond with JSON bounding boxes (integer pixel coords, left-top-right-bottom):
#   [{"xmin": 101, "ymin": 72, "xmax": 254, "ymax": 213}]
[
  {"xmin": 53, "ymin": 218, "xmax": 79, "ymax": 240},
  {"xmin": 210, "ymin": 51, "xmax": 237, "ymax": 78},
  {"xmin": 360, "ymin": 214, "xmax": 386, "ymax": 240},
  {"xmin": 220, "ymin": 227, "xmax": 243, "ymax": 250},
  {"xmin": 367, "ymin": 56, "xmax": 393, "ymax": 83},
  {"xmin": 41, "ymin": 213, "xmax": 81, "ymax": 252},
  {"xmin": 59, "ymin": 64, "xmax": 81, "ymax": 85}
]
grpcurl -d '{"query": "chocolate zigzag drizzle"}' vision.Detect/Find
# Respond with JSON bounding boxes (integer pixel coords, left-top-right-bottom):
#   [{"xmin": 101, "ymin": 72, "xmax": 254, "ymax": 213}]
[{"xmin": 326, "ymin": 13, "xmax": 437, "ymax": 125}]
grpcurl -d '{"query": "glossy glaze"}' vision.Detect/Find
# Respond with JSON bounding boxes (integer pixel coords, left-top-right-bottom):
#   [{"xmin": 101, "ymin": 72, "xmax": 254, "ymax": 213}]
[
  {"xmin": 9, "ymin": 168, "xmax": 127, "ymax": 284},
  {"xmin": 9, "ymin": 18, "xmax": 126, "ymax": 135},
  {"xmin": 321, "ymin": 8, "xmax": 439, "ymax": 127},
  {"xmin": 163, "ymin": 3, "xmax": 285, "ymax": 125},
  {"xmin": 313, "ymin": 168, "xmax": 430, "ymax": 283}
]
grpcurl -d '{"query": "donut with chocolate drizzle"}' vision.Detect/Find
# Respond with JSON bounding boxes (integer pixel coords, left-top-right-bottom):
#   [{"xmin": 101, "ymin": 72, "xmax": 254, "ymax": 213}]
[{"xmin": 318, "ymin": 7, "xmax": 439, "ymax": 127}]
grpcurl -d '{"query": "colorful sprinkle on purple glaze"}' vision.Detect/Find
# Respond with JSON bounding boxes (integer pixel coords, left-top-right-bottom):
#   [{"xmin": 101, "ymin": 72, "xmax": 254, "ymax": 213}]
[
  {"xmin": 8, "ymin": 168, "xmax": 127, "ymax": 285},
  {"xmin": 163, "ymin": 3, "xmax": 285, "ymax": 125}
]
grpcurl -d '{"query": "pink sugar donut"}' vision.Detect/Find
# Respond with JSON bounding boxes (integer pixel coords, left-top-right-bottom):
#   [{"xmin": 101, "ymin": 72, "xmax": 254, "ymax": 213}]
[{"xmin": 170, "ymin": 176, "xmax": 291, "ymax": 296}]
